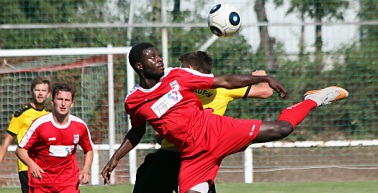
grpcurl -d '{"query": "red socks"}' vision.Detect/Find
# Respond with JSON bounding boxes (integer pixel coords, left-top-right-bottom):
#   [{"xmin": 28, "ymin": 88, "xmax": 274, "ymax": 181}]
[{"xmin": 277, "ymin": 99, "xmax": 318, "ymax": 129}]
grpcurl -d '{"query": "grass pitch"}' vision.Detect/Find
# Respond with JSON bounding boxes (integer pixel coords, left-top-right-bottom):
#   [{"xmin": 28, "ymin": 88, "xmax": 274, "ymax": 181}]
[{"xmin": 0, "ymin": 181, "xmax": 377, "ymax": 193}]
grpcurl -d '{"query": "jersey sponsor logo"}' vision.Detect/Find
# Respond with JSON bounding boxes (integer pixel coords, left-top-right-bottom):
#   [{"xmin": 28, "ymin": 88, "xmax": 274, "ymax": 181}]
[
  {"xmin": 73, "ymin": 134, "xmax": 79, "ymax": 144},
  {"xmin": 48, "ymin": 137, "xmax": 56, "ymax": 141},
  {"xmin": 169, "ymin": 80, "xmax": 180, "ymax": 90},
  {"xmin": 151, "ymin": 89, "xmax": 183, "ymax": 118},
  {"xmin": 194, "ymin": 89, "xmax": 214, "ymax": 98},
  {"xmin": 249, "ymin": 125, "xmax": 256, "ymax": 136},
  {"xmin": 49, "ymin": 145, "xmax": 74, "ymax": 157}
]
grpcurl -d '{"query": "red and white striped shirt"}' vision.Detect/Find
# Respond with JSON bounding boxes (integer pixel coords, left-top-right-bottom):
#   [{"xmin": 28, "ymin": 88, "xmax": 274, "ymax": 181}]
[
  {"xmin": 19, "ymin": 113, "xmax": 93, "ymax": 187},
  {"xmin": 125, "ymin": 67, "xmax": 214, "ymax": 154}
]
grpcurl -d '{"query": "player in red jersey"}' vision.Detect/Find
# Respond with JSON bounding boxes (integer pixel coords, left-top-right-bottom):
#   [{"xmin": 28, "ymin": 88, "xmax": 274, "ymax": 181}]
[
  {"xmin": 16, "ymin": 82, "xmax": 94, "ymax": 193},
  {"xmin": 132, "ymin": 51, "xmax": 273, "ymax": 193},
  {"xmin": 102, "ymin": 43, "xmax": 349, "ymax": 193}
]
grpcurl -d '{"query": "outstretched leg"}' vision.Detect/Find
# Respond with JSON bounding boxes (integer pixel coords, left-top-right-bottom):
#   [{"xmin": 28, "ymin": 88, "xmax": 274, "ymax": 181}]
[{"xmin": 252, "ymin": 86, "xmax": 349, "ymax": 143}]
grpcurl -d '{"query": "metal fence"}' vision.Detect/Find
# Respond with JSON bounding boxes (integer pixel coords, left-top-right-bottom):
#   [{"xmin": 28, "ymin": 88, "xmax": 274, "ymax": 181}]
[{"xmin": 1, "ymin": 0, "xmax": 378, "ymax": 188}]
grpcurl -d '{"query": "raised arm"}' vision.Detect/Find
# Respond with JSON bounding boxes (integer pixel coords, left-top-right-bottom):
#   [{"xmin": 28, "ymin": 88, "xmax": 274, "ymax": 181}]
[
  {"xmin": 247, "ymin": 70, "xmax": 274, "ymax": 99},
  {"xmin": 101, "ymin": 124, "xmax": 146, "ymax": 184},
  {"xmin": 212, "ymin": 74, "xmax": 288, "ymax": 99}
]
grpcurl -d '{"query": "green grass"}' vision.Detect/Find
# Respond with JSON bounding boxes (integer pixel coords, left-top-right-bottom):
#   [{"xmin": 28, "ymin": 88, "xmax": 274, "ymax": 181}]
[{"xmin": 1, "ymin": 181, "xmax": 377, "ymax": 193}]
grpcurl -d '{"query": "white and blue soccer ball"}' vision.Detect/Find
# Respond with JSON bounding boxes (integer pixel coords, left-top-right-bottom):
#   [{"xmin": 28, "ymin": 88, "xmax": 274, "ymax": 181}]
[{"xmin": 207, "ymin": 4, "xmax": 241, "ymax": 38}]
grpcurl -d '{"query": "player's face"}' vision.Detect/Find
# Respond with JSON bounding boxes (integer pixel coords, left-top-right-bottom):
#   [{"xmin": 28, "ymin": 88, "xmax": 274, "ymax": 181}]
[
  {"xmin": 52, "ymin": 91, "xmax": 74, "ymax": 116},
  {"xmin": 32, "ymin": 83, "xmax": 50, "ymax": 105},
  {"xmin": 140, "ymin": 47, "xmax": 164, "ymax": 79}
]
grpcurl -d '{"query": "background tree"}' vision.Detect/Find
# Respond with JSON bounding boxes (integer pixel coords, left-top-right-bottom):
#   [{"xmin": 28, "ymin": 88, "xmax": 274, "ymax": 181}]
[
  {"xmin": 358, "ymin": 0, "xmax": 378, "ymax": 47},
  {"xmin": 0, "ymin": 0, "xmax": 113, "ymax": 49},
  {"xmin": 284, "ymin": 0, "xmax": 349, "ymax": 68},
  {"xmin": 254, "ymin": 0, "xmax": 278, "ymax": 73},
  {"xmin": 1, "ymin": 0, "xmax": 376, "ymax": 142},
  {"xmin": 333, "ymin": 0, "xmax": 378, "ymax": 137}
]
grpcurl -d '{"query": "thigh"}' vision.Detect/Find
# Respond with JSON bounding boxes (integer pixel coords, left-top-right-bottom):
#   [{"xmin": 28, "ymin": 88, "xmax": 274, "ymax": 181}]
[
  {"xmin": 133, "ymin": 150, "xmax": 181, "ymax": 193},
  {"xmin": 30, "ymin": 184, "xmax": 79, "ymax": 193},
  {"xmin": 179, "ymin": 151, "xmax": 219, "ymax": 193},
  {"xmin": 213, "ymin": 117, "xmax": 262, "ymax": 156},
  {"xmin": 29, "ymin": 186, "xmax": 50, "ymax": 193},
  {"xmin": 159, "ymin": 149, "xmax": 181, "ymax": 192},
  {"xmin": 56, "ymin": 185, "xmax": 79, "ymax": 193},
  {"xmin": 133, "ymin": 153, "xmax": 159, "ymax": 193}
]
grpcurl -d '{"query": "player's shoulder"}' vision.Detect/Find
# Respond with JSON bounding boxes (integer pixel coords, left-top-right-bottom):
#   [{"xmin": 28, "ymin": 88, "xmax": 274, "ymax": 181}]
[
  {"xmin": 43, "ymin": 107, "xmax": 51, "ymax": 112},
  {"xmin": 12, "ymin": 104, "xmax": 33, "ymax": 118},
  {"xmin": 31, "ymin": 113, "xmax": 52, "ymax": 126},
  {"xmin": 125, "ymin": 84, "xmax": 144, "ymax": 101},
  {"xmin": 164, "ymin": 67, "xmax": 186, "ymax": 77},
  {"xmin": 13, "ymin": 104, "xmax": 50, "ymax": 118},
  {"xmin": 69, "ymin": 115, "xmax": 87, "ymax": 126},
  {"xmin": 172, "ymin": 67, "xmax": 213, "ymax": 77}
]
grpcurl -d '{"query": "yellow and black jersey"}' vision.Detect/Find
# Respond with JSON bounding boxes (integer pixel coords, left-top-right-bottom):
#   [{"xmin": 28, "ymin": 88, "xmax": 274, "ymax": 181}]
[
  {"xmin": 194, "ymin": 86, "xmax": 251, "ymax": 116},
  {"xmin": 161, "ymin": 86, "xmax": 251, "ymax": 149},
  {"xmin": 7, "ymin": 103, "xmax": 50, "ymax": 172}
]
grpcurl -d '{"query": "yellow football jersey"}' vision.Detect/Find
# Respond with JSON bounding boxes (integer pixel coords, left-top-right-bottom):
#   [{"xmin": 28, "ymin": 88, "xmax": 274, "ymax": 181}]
[
  {"xmin": 160, "ymin": 87, "xmax": 249, "ymax": 148},
  {"xmin": 7, "ymin": 104, "xmax": 50, "ymax": 172}
]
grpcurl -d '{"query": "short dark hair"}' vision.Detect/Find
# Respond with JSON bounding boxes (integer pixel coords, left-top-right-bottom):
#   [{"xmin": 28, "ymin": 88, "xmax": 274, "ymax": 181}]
[
  {"xmin": 31, "ymin": 76, "xmax": 51, "ymax": 92},
  {"xmin": 128, "ymin": 43, "xmax": 154, "ymax": 70},
  {"xmin": 52, "ymin": 83, "xmax": 76, "ymax": 100},
  {"xmin": 179, "ymin": 51, "xmax": 213, "ymax": 74}
]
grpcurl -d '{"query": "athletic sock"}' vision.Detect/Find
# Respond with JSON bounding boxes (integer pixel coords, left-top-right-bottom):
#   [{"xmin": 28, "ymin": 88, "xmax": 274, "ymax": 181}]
[{"xmin": 277, "ymin": 99, "xmax": 318, "ymax": 129}]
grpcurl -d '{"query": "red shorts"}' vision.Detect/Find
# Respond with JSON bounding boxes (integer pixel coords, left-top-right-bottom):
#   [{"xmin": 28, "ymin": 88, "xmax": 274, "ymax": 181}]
[
  {"xmin": 29, "ymin": 185, "xmax": 79, "ymax": 193},
  {"xmin": 178, "ymin": 112, "xmax": 262, "ymax": 193}
]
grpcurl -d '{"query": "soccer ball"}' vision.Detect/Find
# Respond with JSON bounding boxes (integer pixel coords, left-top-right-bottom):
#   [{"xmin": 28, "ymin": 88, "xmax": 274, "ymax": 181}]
[{"xmin": 208, "ymin": 4, "xmax": 241, "ymax": 37}]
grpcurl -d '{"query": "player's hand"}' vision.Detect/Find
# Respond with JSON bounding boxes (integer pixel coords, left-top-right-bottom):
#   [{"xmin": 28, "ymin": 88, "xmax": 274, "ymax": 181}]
[
  {"xmin": 79, "ymin": 172, "xmax": 90, "ymax": 184},
  {"xmin": 251, "ymin": 70, "xmax": 267, "ymax": 76},
  {"xmin": 29, "ymin": 162, "xmax": 45, "ymax": 179},
  {"xmin": 266, "ymin": 76, "xmax": 288, "ymax": 99},
  {"xmin": 101, "ymin": 159, "xmax": 118, "ymax": 184}
]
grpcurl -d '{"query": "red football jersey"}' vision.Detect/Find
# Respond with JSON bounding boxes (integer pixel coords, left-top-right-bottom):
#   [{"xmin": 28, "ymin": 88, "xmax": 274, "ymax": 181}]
[
  {"xmin": 125, "ymin": 67, "xmax": 213, "ymax": 153},
  {"xmin": 18, "ymin": 113, "xmax": 93, "ymax": 187}
]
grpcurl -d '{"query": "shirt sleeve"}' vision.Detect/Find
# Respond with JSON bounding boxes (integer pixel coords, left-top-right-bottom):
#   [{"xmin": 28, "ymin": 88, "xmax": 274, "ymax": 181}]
[
  {"xmin": 18, "ymin": 124, "xmax": 39, "ymax": 149},
  {"xmin": 177, "ymin": 68, "xmax": 214, "ymax": 91},
  {"xmin": 129, "ymin": 114, "xmax": 146, "ymax": 128},
  {"xmin": 224, "ymin": 86, "xmax": 250, "ymax": 99},
  {"xmin": 79, "ymin": 125, "xmax": 93, "ymax": 153},
  {"xmin": 7, "ymin": 115, "xmax": 22, "ymax": 135}
]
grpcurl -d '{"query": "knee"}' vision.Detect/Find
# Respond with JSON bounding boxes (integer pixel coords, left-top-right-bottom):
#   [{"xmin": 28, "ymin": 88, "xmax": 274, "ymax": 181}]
[
  {"xmin": 277, "ymin": 121, "xmax": 294, "ymax": 137},
  {"xmin": 254, "ymin": 121, "xmax": 294, "ymax": 143},
  {"xmin": 265, "ymin": 120, "xmax": 293, "ymax": 139}
]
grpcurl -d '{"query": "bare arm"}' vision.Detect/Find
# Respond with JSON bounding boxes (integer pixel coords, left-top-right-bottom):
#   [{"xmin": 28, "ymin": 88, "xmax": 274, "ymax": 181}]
[
  {"xmin": 79, "ymin": 150, "xmax": 94, "ymax": 184},
  {"xmin": 0, "ymin": 133, "xmax": 15, "ymax": 163},
  {"xmin": 16, "ymin": 147, "xmax": 44, "ymax": 179},
  {"xmin": 101, "ymin": 125, "xmax": 146, "ymax": 184},
  {"xmin": 247, "ymin": 70, "xmax": 273, "ymax": 99},
  {"xmin": 212, "ymin": 74, "xmax": 288, "ymax": 99}
]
